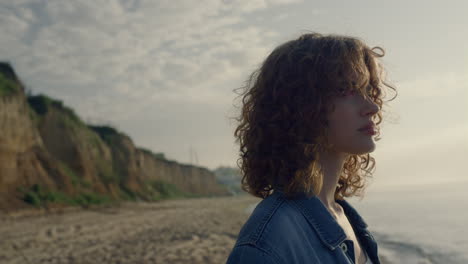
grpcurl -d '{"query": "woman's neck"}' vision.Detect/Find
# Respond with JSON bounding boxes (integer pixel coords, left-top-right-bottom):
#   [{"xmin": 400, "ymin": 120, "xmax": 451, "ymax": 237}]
[{"xmin": 316, "ymin": 150, "xmax": 348, "ymax": 211}]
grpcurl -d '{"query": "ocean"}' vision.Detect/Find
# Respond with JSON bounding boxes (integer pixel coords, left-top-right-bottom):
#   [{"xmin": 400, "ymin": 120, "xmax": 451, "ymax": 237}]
[{"xmin": 350, "ymin": 180, "xmax": 468, "ymax": 264}]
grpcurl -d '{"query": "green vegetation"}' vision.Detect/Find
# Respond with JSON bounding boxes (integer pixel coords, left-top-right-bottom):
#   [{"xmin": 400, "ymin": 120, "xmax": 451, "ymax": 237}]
[
  {"xmin": 100, "ymin": 172, "xmax": 120, "ymax": 185},
  {"xmin": 19, "ymin": 184, "xmax": 112, "ymax": 208},
  {"xmin": 27, "ymin": 94, "xmax": 85, "ymax": 129},
  {"xmin": 0, "ymin": 72, "xmax": 19, "ymax": 96},
  {"xmin": 57, "ymin": 161, "xmax": 92, "ymax": 188},
  {"xmin": 150, "ymin": 180, "xmax": 184, "ymax": 199},
  {"xmin": 115, "ymin": 179, "xmax": 202, "ymax": 202},
  {"xmin": 88, "ymin": 125, "xmax": 120, "ymax": 144},
  {"xmin": 89, "ymin": 125, "xmax": 119, "ymax": 136},
  {"xmin": 140, "ymin": 147, "xmax": 167, "ymax": 161},
  {"xmin": 152, "ymin": 153, "xmax": 166, "ymax": 160},
  {"xmin": 18, "ymin": 180, "xmax": 208, "ymax": 209},
  {"xmin": 119, "ymin": 187, "xmax": 139, "ymax": 201},
  {"xmin": 144, "ymin": 180, "xmax": 201, "ymax": 200},
  {"xmin": 27, "ymin": 94, "xmax": 52, "ymax": 115}
]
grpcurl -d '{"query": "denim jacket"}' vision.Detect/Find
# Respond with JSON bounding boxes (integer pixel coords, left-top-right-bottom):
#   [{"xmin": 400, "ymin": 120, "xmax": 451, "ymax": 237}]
[{"xmin": 226, "ymin": 191, "xmax": 380, "ymax": 264}]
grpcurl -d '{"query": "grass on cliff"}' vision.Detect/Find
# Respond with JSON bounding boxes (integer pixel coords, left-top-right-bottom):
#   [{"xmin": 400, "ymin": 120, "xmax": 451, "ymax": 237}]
[
  {"xmin": 150, "ymin": 180, "xmax": 184, "ymax": 199},
  {"xmin": 19, "ymin": 184, "xmax": 113, "ymax": 208},
  {"xmin": 58, "ymin": 161, "xmax": 93, "ymax": 189},
  {"xmin": 27, "ymin": 94, "xmax": 84, "ymax": 126},
  {"xmin": 139, "ymin": 148, "xmax": 167, "ymax": 161},
  {"xmin": 121, "ymin": 180, "xmax": 203, "ymax": 201},
  {"xmin": 19, "ymin": 180, "xmax": 208, "ymax": 210},
  {"xmin": 147, "ymin": 180, "xmax": 203, "ymax": 200},
  {"xmin": 88, "ymin": 125, "xmax": 120, "ymax": 144},
  {"xmin": 0, "ymin": 72, "xmax": 19, "ymax": 96}
]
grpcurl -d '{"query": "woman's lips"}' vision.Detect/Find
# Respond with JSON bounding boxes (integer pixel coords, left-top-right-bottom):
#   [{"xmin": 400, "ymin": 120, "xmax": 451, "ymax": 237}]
[
  {"xmin": 358, "ymin": 122, "xmax": 376, "ymax": 135},
  {"xmin": 359, "ymin": 127, "xmax": 376, "ymax": 135}
]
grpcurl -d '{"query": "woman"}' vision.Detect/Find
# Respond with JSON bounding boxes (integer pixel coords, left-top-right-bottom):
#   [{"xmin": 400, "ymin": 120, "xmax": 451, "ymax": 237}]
[{"xmin": 227, "ymin": 33, "xmax": 396, "ymax": 264}]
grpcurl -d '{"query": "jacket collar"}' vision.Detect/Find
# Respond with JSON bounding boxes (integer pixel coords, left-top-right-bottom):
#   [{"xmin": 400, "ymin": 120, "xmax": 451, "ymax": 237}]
[
  {"xmin": 336, "ymin": 199, "xmax": 368, "ymax": 230},
  {"xmin": 272, "ymin": 190, "xmax": 368, "ymax": 250}
]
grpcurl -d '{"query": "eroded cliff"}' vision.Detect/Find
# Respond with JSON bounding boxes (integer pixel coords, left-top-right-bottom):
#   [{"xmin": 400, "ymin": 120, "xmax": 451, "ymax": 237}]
[{"xmin": 0, "ymin": 63, "xmax": 229, "ymax": 211}]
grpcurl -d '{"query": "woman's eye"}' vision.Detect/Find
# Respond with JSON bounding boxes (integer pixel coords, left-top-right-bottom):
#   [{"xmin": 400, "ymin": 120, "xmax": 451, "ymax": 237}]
[{"xmin": 338, "ymin": 89, "xmax": 356, "ymax": 96}]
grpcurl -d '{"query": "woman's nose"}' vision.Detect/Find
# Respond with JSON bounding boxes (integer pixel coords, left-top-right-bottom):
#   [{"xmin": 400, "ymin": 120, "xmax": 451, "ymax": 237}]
[{"xmin": 362, "ymin": 98, "xmax": 379, "ymax": 117}]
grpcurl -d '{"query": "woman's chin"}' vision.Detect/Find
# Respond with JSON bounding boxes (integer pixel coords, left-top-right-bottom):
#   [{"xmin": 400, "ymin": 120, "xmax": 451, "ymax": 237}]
[{"xmin": 347, "ymin": 142, "xmax": 376, "ymax": 155}]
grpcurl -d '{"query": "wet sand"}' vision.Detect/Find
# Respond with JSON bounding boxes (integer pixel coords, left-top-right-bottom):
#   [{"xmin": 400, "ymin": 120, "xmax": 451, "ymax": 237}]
[{"xmin": 0, "ymin": 196, "xmax": 391, "ymax": 264}]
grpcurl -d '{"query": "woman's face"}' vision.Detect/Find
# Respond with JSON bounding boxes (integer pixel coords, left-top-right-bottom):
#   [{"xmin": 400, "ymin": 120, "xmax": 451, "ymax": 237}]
[{"xmin": 325, "ymin": 86, "xmax": 380, "ymax": 156}]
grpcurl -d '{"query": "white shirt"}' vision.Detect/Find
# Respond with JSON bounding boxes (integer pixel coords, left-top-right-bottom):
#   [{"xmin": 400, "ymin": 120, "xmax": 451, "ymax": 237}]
[{"xmin": 365, "ymin": 251, "xmax": 373, "ymax": 264}]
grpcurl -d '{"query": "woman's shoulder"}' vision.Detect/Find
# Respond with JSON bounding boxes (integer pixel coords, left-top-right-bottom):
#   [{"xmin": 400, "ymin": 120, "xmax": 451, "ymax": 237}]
[
  {"xmin": 232, "ymin": 193, "xmax": 324, "ymax": 253},
  {"xmin": 228, "ymin": 194, "xmax": 323, "ymax": 264}
]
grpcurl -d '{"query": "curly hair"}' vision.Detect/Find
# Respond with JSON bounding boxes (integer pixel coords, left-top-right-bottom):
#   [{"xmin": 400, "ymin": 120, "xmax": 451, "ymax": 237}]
[{"xmin": 233, "ymin": 32, "xmax": 396, "ymax": 200}]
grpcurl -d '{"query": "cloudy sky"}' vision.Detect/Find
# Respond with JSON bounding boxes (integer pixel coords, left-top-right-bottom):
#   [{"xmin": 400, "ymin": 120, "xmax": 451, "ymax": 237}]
[{"xmin": 1, "ymin": 0, "xmax": 467, "ymax": 189}]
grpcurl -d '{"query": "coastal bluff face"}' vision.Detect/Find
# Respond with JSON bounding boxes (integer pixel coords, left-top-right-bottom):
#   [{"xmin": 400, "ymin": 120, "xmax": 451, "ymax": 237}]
[
  {"xmin": 0, "ymin": 63, "xmax": 229, "ymax": 211},
  {"xmin": 0, "ymin": 63, "xmax": 72, "ymax": 210},
  {"xmin": 137, "ymin": 151, "xmax": 226, "ymax": 196}
]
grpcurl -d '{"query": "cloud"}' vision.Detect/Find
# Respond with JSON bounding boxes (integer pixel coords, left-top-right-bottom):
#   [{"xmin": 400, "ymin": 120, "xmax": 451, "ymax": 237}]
[
  {"xmin": 0, "ymin": 0, "xmax": 304, "ymax": 122},
  {"xmin": 398, "ymin": 71, "xmax": 468, "ymax": 98},
  {"xmin": 267, "ymin": 0, "xmax": 303, "ymax": 4}
]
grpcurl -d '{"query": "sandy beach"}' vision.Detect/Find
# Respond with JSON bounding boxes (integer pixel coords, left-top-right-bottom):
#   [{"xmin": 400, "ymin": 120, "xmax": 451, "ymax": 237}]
[
  {"xmin": 0, "ymin": 196, "xmax": 391, "ymax": 264},
  {"xmin": 0, "ymin": 196, "xmax": 258, "ymax": 264}
]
